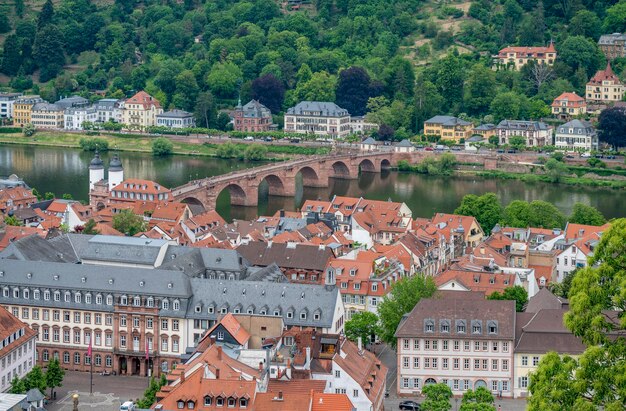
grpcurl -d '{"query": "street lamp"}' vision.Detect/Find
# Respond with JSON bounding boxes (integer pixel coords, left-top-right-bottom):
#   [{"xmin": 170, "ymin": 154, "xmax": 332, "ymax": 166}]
[{"xmin": 72, "ymin": 394, "xmax": 79, "ymax": 411}]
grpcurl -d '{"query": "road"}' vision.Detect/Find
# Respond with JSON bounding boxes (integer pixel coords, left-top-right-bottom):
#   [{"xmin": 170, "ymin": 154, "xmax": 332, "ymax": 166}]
[
  {"xmin": 45, "ymin": 371, "xmax": 148, "ymax": 411},
  {"xmin": 374, "ymin": 343, "xmax": 529, "ymax": 411}
]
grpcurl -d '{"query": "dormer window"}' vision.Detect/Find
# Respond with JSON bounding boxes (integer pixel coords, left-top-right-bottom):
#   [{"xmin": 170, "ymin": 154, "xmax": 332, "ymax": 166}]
[
  {"xmin": 146, "ymin": 297, "xmax": 154, "ymax": 307},
  {"xmin": 106, "ymin": 295, "xmax": 113, "ymax": 305},
  {"xmin": 173, "ymin": 300, "xmax": 180, "ymax": 311},
  {"xmin": 75, "ymin": 293, "xmax": 81, "ymax": 303},
  {"xmin": 300, "ymin": 312, "xmax": 307, "ymax": 320},
  {"xmin": 162, "ymin": 299, "xmax": 169, "ymax": 310},
  {"xmin": 120, "ymin": 295, "xmax": 128, "ymax": 305},
  {"xmin": 177, "ymin": 401, "xmax": 184, "ymax": 409},
  {"xmin": 208, "ymin": 306, "xmax": 214, "ymax": 314},
  {"xmin": 204, "ymin": 397, "xmax": 212, "ymax": 406},
  {"xmin": 64, "ymin": 292, "xmax": 70, "ymax": 302},
  {"xmin": 472, "ymin": 320, "xmax": 482, "ymax": 335},
  {"xmin": 456, "ymin": 320, "xmax": 466, "ymax": 334},
  {"xmin": 488, "ymin": 320, "xmax": 498, "ymax": 335},
  {"xmin": 187, "ymin": 401, "xmax": 194, "ymax": 409},
  {"xmin": 134, "ymin": 296, "xmax": 141, "ymax": 306},
  {"xmin": 440, "ymin": 319, "xmax": 450, "ymax": 333},
  {"xmin": 424, "ymin": 319, "xmax": 435, "ymax": 333}
]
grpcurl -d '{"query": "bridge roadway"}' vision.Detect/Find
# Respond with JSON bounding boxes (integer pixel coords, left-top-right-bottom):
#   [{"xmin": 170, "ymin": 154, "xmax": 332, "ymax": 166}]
[{"xmin": 171, "ymin": 151, "xmax": 395, "ymax": 210}]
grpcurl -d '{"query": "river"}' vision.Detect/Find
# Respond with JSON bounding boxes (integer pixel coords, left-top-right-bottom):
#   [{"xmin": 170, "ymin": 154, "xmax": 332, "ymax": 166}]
[{"xmin": 1, "ymin": 145, "xmax": 624, "ymax": 222}]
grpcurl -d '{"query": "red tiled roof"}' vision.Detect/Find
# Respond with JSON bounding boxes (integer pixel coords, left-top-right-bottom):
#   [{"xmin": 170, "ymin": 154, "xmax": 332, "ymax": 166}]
[
  {"xmin": 126, "ymin": 90, "xmax": 161, "ymax": 109},
  {"xmin": 564, "ymin": 222, "xmax": 609, "ymax": 242},
  {"xmin": 111, "ymin": 179, "xmax": 171, "ymax": 195},
  {"xmin": 0, "ymin": 306, "xmax": 37, "ymax": 359},
  {"xmin": 311, "ymin": 392, "xmax": 354, "ymax": 411},
  {"xmin": 0, "ymin": 227, "xmax": 46, "ymax": 250},
  {"xmin": 588, "ymin": 62, "xmax": 622, "ymax": 85},
  {"xmin": 435, "ymin": 269, "xmax": 516, "ymax": 296},
  {"xmin": 204, "ymin": 313, "xmax": 251, "ymax": 346},
  {"xmin": 551, "ymin": 92, "xmax": 586, "ymax": 108},
  {"xmin": 498, "ymin": 43, "xmax": 556, "ymax": 57}
]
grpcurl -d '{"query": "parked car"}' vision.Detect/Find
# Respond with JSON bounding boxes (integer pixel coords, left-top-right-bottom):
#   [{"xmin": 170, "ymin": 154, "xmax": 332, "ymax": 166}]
[
  {"xmin": 244, "ymin": 136, "xmax": 254, "ymax": 141},
  {"xmin": 290, "ymin": 138, "xmax": 301, "ymax": 143},
  {"xmin": 497, "ymin": 149, "xmax": 505, "ymax": 153},
  {"xmin": 264, "ymin": 136, "xmax": 273, "ymax": 142},
  {"xmin": 581, "ymin": 152, "xmax": 591, "ymax": 158},
  {"xmin": 399, "ymin": 400, "xmax": 421, "ymax": 410},
  {"xmin": 424, "ymin": 146, "xmax": 434, "ymax": 151},
  {"xmin": 120, "ymin": 402, "xmax": 136, "ymax": 411}
]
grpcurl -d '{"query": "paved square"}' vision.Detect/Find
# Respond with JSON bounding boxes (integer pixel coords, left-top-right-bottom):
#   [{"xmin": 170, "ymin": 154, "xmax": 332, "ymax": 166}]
[{"xmin": 46, "ymin": 371, "xmax": 149, "ymax": 411}]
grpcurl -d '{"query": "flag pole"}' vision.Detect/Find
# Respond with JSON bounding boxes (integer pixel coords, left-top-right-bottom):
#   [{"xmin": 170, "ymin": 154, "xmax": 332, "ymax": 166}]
[{"xmin": 88, "ymin": 336, "xmax": 93, "ymax": 395}]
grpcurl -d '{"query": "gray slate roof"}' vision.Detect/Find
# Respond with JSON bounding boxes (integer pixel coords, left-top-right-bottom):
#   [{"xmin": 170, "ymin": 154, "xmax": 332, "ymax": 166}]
[
  {"xmin": 361, "ymin": 137, "xmax": 376, "ymax": 144},
  {"xmin": 55, "ymin": 95, "xmax": 90, "ymax": 109},
  {"xmin": 599, "ymin": 33, "xmax": 626, "ymax": 45},
  {"xmin": 425, "ymin": 115, "xmax": 472, "ymax": 126},
  {"xmin": 395, "ymin": 139, "xmax": 413, "ymax": 147},
  {"xmin": 25, "ymin": 389, "xmax": 44, "ymax": 403},
  {"xmin": 94, "ymin": 99, "xmax": 120, "ymax": 110},
  {"xmin": 238, "ymin": 100, "xmax": 272, "ymax": 118},
  {"xmin": 32, "ymin": 102, "xmax": 62, "ymax": 112},
  {"xmin": 556, "ymin": 119, "xmax": 595, "ymax": 135},
  {"xmin": 237, "ymin": 241, "xmax": 333, "ymax": 271},
  {"xmin": 1, "ymin": 234, "xmax": 80, "ymax": 263},
  {"xmin": 160, "ymin": 246, "xmax": 248, "ymax": 276},
  {"xmin": 157, "ymin": 109, "xmax": 193, "ymax": 119},
  {"xmin": 287, "ymin": 101, "xmax": 349, "ymax": 117},
  {"xmin": 187, "ymin": 278, "xmax": 340, "ymax": 329},
  {"xmin": 497, "ymin": 120, "xmax": 550, "ymax": 131},
  {"xmin": 474, "ymin": 123, "xmax": 496, "ymax": 131}
]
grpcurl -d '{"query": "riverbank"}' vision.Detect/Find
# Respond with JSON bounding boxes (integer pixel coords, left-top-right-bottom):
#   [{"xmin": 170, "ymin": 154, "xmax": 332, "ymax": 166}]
[
  {"xmin": 0, "ymin": 132, "xmax": 331, "ymax": 158},
  {"xmin": 474, "ymin": 169, "xmax": 626, "ymax": 189}
]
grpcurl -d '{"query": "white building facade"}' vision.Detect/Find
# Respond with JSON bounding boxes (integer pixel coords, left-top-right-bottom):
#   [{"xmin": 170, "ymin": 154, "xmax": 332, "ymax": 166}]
[
  {"xmin": 0, "ymin": 307, "xmax": 37, "ymax": 392},
  {"xmin": 0, "ymin": 93, "xmax": 21, "ymax": 120},
  {"xmin": 554, "ymin": 119, "xmax": 598, "ymax": 152},
  {"xmin": 395, "ymin": 295, "xmax": 515, "ymax": 398},
  {"xmin": 284, "ymin": 101, "xmax": 351, "ymax": 138}
]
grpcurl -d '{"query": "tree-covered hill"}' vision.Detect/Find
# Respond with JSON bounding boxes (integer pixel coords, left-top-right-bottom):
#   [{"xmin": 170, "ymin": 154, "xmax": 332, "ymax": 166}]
[{"xmin": 1, "ymin": 0, "xmax": 626, "ymax": 134}]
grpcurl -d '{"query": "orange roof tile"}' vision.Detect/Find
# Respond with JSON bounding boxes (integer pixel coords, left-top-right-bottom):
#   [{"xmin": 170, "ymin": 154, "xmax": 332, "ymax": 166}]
[
  {"xmin": 564, "ymin": 222, "xmax": 610, "ymax": 242},
  {"xmin": 551, "ymin": 92, "xmax": 586, "ymax": 108},
  {"xmin": 203, "ymin": 313, "xmax": 251, "ymax": 346},
  {"xmin": 111, "ymin": 179, "xmax": 171, "ymax": 195},
  {"xmin": 126, "ymin": 90, "xmax": 161, "ymax": 109},
  {"xmin": 311, "ymin": 392, "xmax": 354, "ymax": 411},
  {"xmin": 435, "ymin": 269, "xmax": 515, "ymax": 296}
]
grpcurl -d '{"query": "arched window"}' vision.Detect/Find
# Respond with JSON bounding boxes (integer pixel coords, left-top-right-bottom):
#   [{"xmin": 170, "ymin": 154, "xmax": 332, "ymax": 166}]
[
  {"xmin": 44, "ymin": 290, "xmax": 50, "ymax": 300},
  {"xmin": 106, "ymin": 295, "xmax": 113, "ymax": 305},
  {"xmin": 33, "ymin": 289, "xmax": 40, "ymax": 300},
  {"xmin": 75, "ymin": 293, "xmax": 81, "ymax": 303},
  {"xmin": 146, "ymin": 297, "xmax": 154, "ymax": 308},
  {"xmin": 173, "ymin": 300, "xmax": 180, "ymax": 311},
  {"xmin": 13, "ymin": 288, "xmax": 19, "ymax": 298},
  {"xmin": 162, "ymin": 299, "xmax": 169, "ymax": 310},
  {"xmin": 133, "ymin": 296, "xmax": 141, "ymax": 306},
  {"xmin": 95, "ymin": 354, "xmax": 102, "ymax": 366},
  {"xmin": 96, "ymin": 294, "xmax": 102, "ymax": 304},
  {"xmin": 42, "ymin": 350, "xmax": 49, "ymax": 362},
  {"xmin": 85, "ymin": 293, "xmax": 92, "ymax": 304},
  {"xmin": 63, "ymin": 352, "xmax": 70, "ymax": 364},
  {"xmin": 23, "ymin": 289, "xmax": 29, "ymax": 299},
  {"xmin": 105, "ymin": 355, "xmax": 112, "ymax": 367},
  {"xmin": 64, "ymin": 292, "xmax": 70, "ymax": 302},
  {"xmin": 120, "ymin": 295, "xmax": 128, "ymax": 305}
]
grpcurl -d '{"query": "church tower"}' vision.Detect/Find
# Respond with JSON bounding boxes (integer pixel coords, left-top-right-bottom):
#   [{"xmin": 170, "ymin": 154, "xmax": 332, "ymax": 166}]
[
  {"xmin": 88, "ymin": 150, "xmax": 104, "ymax": 191},
  {"xmin": 108, "ymin": 153, "xmax": 124, "ymax": 191}
]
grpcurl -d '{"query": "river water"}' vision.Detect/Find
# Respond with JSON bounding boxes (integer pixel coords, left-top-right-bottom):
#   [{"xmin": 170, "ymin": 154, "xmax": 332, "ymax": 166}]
[{"xmin": 1, "ymin": 145, "xmax": 624, "ymax": 222}]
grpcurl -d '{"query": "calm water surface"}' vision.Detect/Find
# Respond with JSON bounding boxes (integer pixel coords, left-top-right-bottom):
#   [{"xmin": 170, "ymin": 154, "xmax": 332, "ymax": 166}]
[{"xmin": 1, "ymin": 144, "xmax": 624, "ymax": 222}]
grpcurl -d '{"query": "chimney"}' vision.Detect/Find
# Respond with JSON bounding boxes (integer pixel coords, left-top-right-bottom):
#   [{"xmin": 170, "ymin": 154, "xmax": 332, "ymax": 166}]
[
  {"xmin": 210, "ymin": 336, "xmax": 216, "ymax": 346},
  {"xmin": 259, "ymin": 361, "xmax": 264, "ymax": 373},
  {"xmin": 357, "ymin": 336, "xmax": 363, "ymax": 353},
  {"xmin": 217, "ymin": 345, "xmax": 222, "ymax": 360},
  {"xmin": 277, "ymin": 391, "xmax": 283, "ymax": 401},
  {"xmin": 215, "ymin": 368, "xmax": 220, "ymax": 379}
]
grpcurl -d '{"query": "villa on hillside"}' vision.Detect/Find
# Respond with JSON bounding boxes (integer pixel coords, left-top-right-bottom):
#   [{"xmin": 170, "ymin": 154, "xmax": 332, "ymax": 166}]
[
  {"xmin": 234, "ymin": 99, "xmax": 276, "ymax": 132},
  {"xmin": 284, "ymin": 101, "xmax": 351, "ymax": 138},
  {"xmin": 494, "ymin": 42, "xmax": 557, "ymax": 70},
  {"xmin": 586, "ymin": 62, "xmax": 625, "ymax": 104},
  {"xmin": 120, "ymin": 91, "xmax": 163, "ymax": 131},
  {"xmin": 423, "ymin": 116, "xmax": 473, "ymax": 143},
  {"xmin": 551, "ymin": 92, "xmax": 586, "ymax": 120}
]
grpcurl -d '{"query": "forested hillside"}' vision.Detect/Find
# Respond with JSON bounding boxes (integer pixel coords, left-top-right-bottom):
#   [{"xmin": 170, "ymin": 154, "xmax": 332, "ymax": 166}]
[{"xmin": 1, "ymin": 0, "xmax": 626, "ymax": 133}]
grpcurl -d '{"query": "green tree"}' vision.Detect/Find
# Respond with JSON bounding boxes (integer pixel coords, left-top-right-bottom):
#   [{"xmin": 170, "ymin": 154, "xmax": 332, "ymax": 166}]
[
  {"xmin": 344, "ymin": 311, "xmax": 379, "ymax": 345},
  {"xmin": 243, "ymin": 144, "xmax": 267, "ymax": 161},
  {"xmin": 112, "ymin": 209, "xmax": 146, "ymax": 236},
  {"xmin": 604, "ymin": 0, "xmax": 626, "ymax": 33},
  {"xmin": 557, "ymin": 36, "xmax": 603, "ymax": 77},
  {"xmin": 460, "ymin": 387, "xmax": 495, "ymax": 411},
  {"xmin": 1, "ymin": 35, "xmax": 23, "ymax": 75},
  {"xmin": 23, "ymin": 366, "xmax": 47, "ymax": 392},
  {"xmin": 421, "ymin": 383, "xmax": 453, "ymax": 411},
  {"xmin": 44, "ymin": 192, "xmax": 55, "ymax": 200},
  {"xmin": 508, "ymin": 136, "xmax": 526, "ymax": 151},
  {"xmin": 488, "ymin": 135, "xmax": 499, "ymax": 146},
  {"xmin": 37, "ymin": 0, "xmax": 54, "ymax": 29},
  {"xmin": 9, "ymin": 376, "xmax": 26, "ymax": 394},
  {"xmin": 413, "ymin": 75, "xmax": 443, "ymax": 132},
  {"xmin": 206, "ymin": 62, "xmax": 243, "ymax": 98},
  {"xmin": 216, "ymin": 143, "xmax": 242, "ymax": 159},
  {"xmin": 136, "ymin": 376, "xmax": 167, "ymax": 408},
  {"xmin": 23, "ymin": 123, "xmax": 36, "ymax": 137},
  {"xmin": 15, "ymin": 0, "xmax": 25, "ymax": 18},
  {"xmin": 463, "ymin": 64, "xmax": 496, "ymax": 116},
  {"xmin": 502, "ymin": 200, "xmax": 566, "ymax": 229},
  {"xmin": 490, "ymin": 91, "xmax": 528, "ymax": 123},
  {"xmin": 569, "ymin": 10, "xmax": 601, "ymax": 40},
  {"xmin": 377, "ymin": 274, "xmax": 437, "ymax": 345},
  {"xmin": 173, "ymin": 70, "xmax": 200, "ymax": 112},
  {"xmin": 295, "ymin": 71, "xmax": 336, "ymax": 102},
  {"xmin": 530, "ymin": 219, "xmax": 626, "ymax": 410},
  {"xmin": 82, "ymin": 219, "xmax": 100, "ymax": 235},
  {"xmin": 45, "ymin": 359, "xmax": 65, "ymax": 398},
  {"xmin": 194, "ymin": 91, "xmax": 217, "ymax": 129},
  {"xmin": 549, "ymin": 269, "xmax": 577, "ymax": 298},
  {"xmin": 33, "ymin": 24, "xmax": 66, "ymax": 82},
  {"xmin": 487, "ymin": 285, "xmax": 528, "ymax": 312},
  {"xmin": 454, "ymin": 193, "xmax": 503, "ymax": 235},
  {"xmin": 568, "ymin": 203, "xmax": 606, "ymax": 226},
  {"xmin": 544, "ymin": 158, "xmax": 569, "ymax": 182},
  {"xmin": 152, "ymin": 137, "xmax": 173, "ymax": 157},
  {"xmin": 62, "ymin": 193, "xmax": 73, "ymax": 200},
  {"xmin": 598, "ymin": 107, "xmax": 626, "ymax": 150},
  {"xmin": 4, "ymin": 216, "xmax": 23, "ymax": 226}
]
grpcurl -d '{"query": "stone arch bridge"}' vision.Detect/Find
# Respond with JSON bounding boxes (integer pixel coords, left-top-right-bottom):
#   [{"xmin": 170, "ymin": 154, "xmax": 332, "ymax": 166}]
[{"xmin": 171, "ymin": 152, "xmax": 394, "ymax": 209}]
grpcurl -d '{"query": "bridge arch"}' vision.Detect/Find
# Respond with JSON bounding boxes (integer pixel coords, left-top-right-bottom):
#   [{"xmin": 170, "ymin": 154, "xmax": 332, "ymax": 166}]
[
  {"xmin": 216, "ymin": 183, "xmax": 251, "ymax": 207},
  {"xmin": 358, "ymin": 159, "xmax": 376, "ymax": 173},
  {"xmin": 298, "ymin": 166, "xmax": 326, "ymax": 187},
  {"xmin": 331, "ymin": 160, "xmax": 354, "ymax": 179},
  {"xmin": 180, "ymin": 197, "xmax": 206, "ymax": 214},
  {"xmin": 381, "ymin": 158, "xmax": 391, "ymax": 169},
  {"xmin": 259, "ymin": 174, "xmax": 286, "ymax": 196}
]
